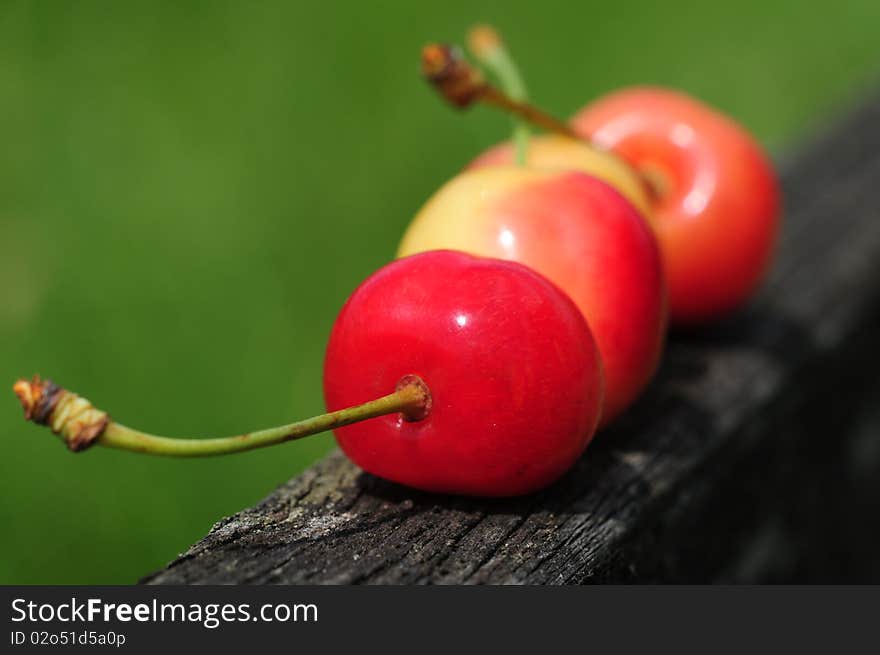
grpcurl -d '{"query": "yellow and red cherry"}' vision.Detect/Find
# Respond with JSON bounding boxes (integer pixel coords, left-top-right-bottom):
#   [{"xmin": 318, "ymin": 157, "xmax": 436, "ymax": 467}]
[{"xmin": 398, "ymin": 168, "xmax": 666, "ymax": 427}]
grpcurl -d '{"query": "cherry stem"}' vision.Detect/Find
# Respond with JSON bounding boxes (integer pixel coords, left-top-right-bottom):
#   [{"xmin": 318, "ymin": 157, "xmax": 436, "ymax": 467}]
[
  {"xmin": 421, "ymin": 41, "xmax": 660, "ymax": 202},
  {"xmin": 479, "ymin": 88, "xmax": 580, "ymax": 139},
  {"xmin": 12, "ymin": 375, "xmax": 431, "ymax": 457},
  {"xmin": 467, "ymin": 25, "xmax": 531, "ymax": 165},
  {"xmin": 421, "ymin": 43, "xmax": 578, "ymax": 141}
]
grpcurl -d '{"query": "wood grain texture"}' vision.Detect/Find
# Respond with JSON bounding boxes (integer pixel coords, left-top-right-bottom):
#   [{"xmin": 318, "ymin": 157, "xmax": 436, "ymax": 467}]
[{"xmin": 144, "ymin": 92, "xmax": 880, "ymax": 584}]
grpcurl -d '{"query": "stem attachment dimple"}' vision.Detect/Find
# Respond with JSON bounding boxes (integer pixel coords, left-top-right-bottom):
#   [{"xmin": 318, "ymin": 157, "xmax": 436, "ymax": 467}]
[{"xmin": 395, "ymin": 374, "xmax": 431, "ymax": 421}]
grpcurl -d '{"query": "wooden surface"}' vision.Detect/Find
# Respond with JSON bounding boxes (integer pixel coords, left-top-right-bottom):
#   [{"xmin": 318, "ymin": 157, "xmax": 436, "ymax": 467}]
[{"xmin": 144, "ymin": 92, "xmax": 880, "ymax": 584}]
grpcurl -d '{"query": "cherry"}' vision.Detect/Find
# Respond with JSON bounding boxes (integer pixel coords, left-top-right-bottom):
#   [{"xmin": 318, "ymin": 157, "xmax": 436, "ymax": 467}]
[
  {"xmin": 325, "ymin": 250, "xmax": 603, "ymax": 495},
  {"xmin": 398, "ymin": 168, "xmax": 664, "ymax": 428},
  {"xmin": 14, "ymin": 251, "xmax": 604, "ymax": 497},
  {"xmin": 572, "ymin": 87, "xmax": 781, "ymax": 323}
]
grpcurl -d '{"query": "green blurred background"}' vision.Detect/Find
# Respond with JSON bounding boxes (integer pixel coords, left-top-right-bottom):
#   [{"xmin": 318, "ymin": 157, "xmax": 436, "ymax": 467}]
[{"xmin": 1, "ymin": 0, "xmax": 879, "ymax": 584}]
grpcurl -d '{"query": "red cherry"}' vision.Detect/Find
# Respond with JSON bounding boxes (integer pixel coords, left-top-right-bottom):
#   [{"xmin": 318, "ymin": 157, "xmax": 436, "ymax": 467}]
[
  {"xmin": 572, "ymin": 87, "xmax": 781, "ymax": 324},
  {"xmin": 324, "ymin": 250, "xmax": 604, "ymax": 496},
  {"xmin": 398, "ymin": 168, "xmax": 666, "ymax": 427},
  {"xmin": 14, "ymin": 250, "xmax": 603, "ymax": 498}
]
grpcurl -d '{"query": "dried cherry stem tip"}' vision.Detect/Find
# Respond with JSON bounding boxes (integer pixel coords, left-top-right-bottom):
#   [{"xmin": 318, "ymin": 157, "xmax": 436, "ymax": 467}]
[
  {"xmin": 421, "ymin": 41, "xmax": 577, "ymax": 139},
  {"xmin": 13, "ymin": 375, "xmax": 431, "ymax": 457},
  {"xmin": 13, "ymin": 376, "xmax": 108, "ymax": 452},
  {"xmin": 421, "ymin": 44, "xmax": 486, "ymax": 108}
]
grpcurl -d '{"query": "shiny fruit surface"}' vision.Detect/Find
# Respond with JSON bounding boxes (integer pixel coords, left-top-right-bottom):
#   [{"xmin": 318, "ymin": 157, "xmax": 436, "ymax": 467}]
[
  {"xmin": 573, "ymin": 86, "xmax": 781, "ymax": 323},
  {"xmin": 324, "ymin": 250, "xmax": 604, "ymax": 496},
  {"xmin": 398, "ymin": 168, "xmax": 666, "ymax": 426}
]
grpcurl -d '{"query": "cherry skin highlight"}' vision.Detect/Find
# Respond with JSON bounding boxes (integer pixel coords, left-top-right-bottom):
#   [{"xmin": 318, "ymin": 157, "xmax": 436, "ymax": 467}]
[
  {"xmin": 572, "ymin": 86, "xmax": 781, "ymax": 324},
  {"xmin": 323, "ymin": 250, "xmax": 604, "ymax": 497},
  {"xmin": 397, "ymin": 168, "xmax": 666, "ymax": 427}
]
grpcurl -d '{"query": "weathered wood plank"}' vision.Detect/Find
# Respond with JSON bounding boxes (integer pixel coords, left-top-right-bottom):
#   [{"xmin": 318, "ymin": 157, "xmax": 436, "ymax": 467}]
[{"xmin": 144, "ymin": 90, "xmax": 880, "ymax": 584}]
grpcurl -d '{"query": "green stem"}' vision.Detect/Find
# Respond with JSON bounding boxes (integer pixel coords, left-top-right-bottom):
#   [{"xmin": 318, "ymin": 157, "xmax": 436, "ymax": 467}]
[
  {"xmin": 13, "ymin": 375, "xmax": 430, "ymax": 457},
  {"xmin": 470, "ymin": 30, "xmax": 530, "ymax": 165}
]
